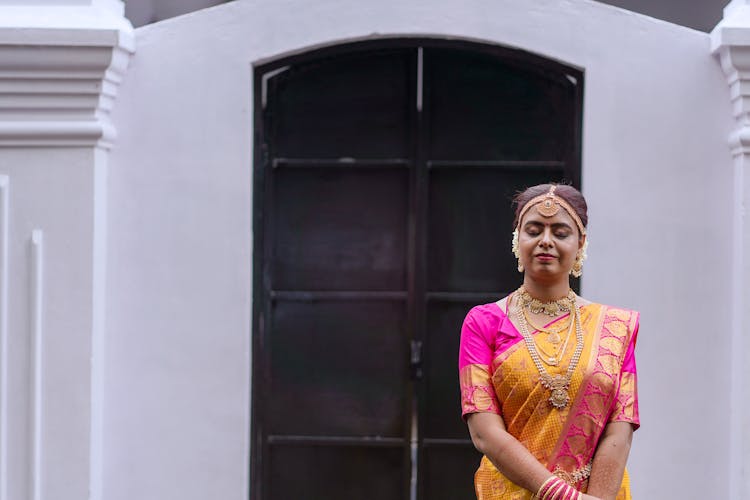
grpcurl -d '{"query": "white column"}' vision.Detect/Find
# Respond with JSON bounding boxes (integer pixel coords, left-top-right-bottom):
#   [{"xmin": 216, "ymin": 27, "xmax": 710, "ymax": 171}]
[
  {"xmin": 713, "ymin": 2, "xmax": 750, "ymax": 498},
  {"xmin": 0, "ymin": 1, "xmax": 133, "ymax": 499}
]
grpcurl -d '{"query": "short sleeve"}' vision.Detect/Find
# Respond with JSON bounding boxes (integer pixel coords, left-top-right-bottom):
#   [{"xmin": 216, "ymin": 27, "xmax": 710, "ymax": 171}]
[
  {"xmin": 608, "ymin": 313, "xmax": 640, "ymax": 429},
  {"xmin": 458, "ymin": 307, "xmax": 501, "ymax": 420}
]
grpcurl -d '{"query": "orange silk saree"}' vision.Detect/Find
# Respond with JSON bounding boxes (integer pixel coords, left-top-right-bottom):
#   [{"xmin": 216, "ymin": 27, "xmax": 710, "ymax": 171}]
[{"xmin": 459, "ymin": 301, "xmax": 639, "ymax": 500}]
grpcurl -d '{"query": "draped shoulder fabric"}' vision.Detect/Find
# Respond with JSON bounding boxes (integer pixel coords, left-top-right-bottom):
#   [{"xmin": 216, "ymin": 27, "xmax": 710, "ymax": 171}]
[{"xmin": 458, "ymin": 301, "xmax": 640, "ymax": 500}]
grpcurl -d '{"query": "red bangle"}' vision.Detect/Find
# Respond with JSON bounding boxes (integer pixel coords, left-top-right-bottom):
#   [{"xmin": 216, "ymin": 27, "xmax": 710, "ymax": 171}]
[
  {"xmin": 536, "ymin": 476, "xmax": 581, "ymax": 500},
  {"xmin": 537, "ymin": 476, "xmax": 563, "ymax": 499},
  {"xmin": 557, "ymin": 482, "xmax": 574, "ymax": 500}
]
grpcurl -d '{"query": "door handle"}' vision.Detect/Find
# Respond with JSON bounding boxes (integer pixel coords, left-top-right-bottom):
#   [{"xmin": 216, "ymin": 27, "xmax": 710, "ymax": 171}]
[{"xmin": 410, "ymin": 340, "xmax": 423, "ymax": 380}]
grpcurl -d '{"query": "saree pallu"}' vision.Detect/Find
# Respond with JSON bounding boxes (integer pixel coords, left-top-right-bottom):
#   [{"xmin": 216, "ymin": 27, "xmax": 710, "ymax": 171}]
[{"xmin": 459, "ymin": 302, "xmax": 639, "ymax": 500}]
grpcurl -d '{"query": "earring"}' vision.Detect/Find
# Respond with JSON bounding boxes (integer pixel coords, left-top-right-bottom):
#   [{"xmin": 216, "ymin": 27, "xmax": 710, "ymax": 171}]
[
  {"xmin": 570, "ymin": 239, "xmax": 588, "ymax": 278},
  {"xmin": 512, "ymin": 229, "xmax": 524, "ymax": 273},
  {"xmin": 570, "ymin": 255, "xmax": 583, "ymax": 277}
]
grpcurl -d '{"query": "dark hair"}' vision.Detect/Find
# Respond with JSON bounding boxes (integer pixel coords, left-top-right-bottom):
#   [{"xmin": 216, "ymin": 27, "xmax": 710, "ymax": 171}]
[{"xmin": 512, "ymin": 183, "xmax": 588, "ymax": 231}]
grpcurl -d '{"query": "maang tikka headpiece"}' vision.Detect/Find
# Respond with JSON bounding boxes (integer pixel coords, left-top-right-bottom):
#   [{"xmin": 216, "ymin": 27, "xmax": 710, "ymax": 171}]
[{"xmin": 511, "ymin": 185, "xmax": 588, "ymax": 277}]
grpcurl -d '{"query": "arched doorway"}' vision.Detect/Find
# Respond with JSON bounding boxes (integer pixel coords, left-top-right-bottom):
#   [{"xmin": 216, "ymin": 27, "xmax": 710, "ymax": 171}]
[{"xmin": 252, "ymin": 38, "xmax": 583, "ymax": 499}]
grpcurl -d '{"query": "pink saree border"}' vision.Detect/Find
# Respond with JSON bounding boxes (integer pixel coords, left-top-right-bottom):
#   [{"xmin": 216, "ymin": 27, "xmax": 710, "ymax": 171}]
[{"xmin": 548, "ymin": 305, "xmax": 636, "ymax": 484}]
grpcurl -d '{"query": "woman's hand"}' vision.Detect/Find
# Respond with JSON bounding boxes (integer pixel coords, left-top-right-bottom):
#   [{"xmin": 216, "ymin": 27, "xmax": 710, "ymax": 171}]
[{"xmin": 581, "ymin": 495, "xmax": 603, "ymax": 500}]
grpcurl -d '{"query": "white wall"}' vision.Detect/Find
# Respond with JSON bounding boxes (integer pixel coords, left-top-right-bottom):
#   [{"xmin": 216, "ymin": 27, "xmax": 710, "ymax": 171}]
[
  {"xmin": 107, "ymin": 0, "xmax": 734, "ymax": 498},
  {"xmin": 122, "ymin": 0, "xmax": 726, "ymax": 32},
  {"xmin": 0, "ymin": 148, "xmax": 99, "ymax": 500}
]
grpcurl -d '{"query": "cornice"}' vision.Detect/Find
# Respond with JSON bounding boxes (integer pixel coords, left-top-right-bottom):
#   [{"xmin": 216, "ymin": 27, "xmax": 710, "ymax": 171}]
[
  {"xmin": 0, "ymin": 5, "xmax": 134, "ymax": 148},
  {"xmin": 712, "ymin": 2, "xmax": 750, "ymax": 158}
]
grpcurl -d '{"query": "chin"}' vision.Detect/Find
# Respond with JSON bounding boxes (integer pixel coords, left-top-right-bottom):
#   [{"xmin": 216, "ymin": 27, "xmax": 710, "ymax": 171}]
[{"xmin": 528, "ymin": 268, "xmax": 566, "ymax": 281}]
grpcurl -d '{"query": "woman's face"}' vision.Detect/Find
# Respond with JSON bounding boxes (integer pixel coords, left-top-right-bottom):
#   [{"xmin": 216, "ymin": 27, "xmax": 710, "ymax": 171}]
[{"xmin": 517, "ymin": 204, "xmax": 584, "ymax": 280}]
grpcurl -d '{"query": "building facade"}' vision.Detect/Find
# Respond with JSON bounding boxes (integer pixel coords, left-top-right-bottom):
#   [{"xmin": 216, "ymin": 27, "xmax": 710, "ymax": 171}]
[{"xmin": 0, "ymin": 0, "xmax": 746, "ymax": 498}]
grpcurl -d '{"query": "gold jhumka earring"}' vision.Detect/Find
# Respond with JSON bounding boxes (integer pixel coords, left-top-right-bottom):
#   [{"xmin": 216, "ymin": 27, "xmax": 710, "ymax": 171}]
[
  {"xmin": 511, "ymin": 229, "xmax": 523, "ymax": 272},
  {"xmin": 570, "ymin": 239, "xmax": 588, "ymax": 278}
]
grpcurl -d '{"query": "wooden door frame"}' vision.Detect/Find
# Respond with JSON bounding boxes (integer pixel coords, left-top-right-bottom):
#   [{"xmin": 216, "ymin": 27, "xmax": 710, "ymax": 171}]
[{"xmin": 251, "ymin": 37, "xmax": 584, "ymax": 500}]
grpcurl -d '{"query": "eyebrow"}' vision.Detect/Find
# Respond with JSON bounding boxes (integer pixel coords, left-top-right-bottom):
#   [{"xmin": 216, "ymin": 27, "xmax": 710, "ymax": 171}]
[{"xmin": 523, "ymin": 220, "xmax": 574, "ymax": 230}]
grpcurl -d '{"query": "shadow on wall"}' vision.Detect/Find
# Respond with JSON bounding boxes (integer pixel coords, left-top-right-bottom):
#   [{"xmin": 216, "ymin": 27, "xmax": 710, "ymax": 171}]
[
  {"xmin": 594, "ymin": 0, "xmax": 724, "ymax": 32},
  {"xmin": 124, "ymin": 0, "xmax": 232, "ymax": 27}
]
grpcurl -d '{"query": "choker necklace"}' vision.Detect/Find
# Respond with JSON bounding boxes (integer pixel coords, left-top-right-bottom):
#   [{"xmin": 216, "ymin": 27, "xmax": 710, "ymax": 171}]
[
  {"xmin": 516, "ymin": 285, "xmax": 576, "ymax": 317},
  {"xmin": 513, "ymin": 288, "xmax": 584, "ymax": 409}
]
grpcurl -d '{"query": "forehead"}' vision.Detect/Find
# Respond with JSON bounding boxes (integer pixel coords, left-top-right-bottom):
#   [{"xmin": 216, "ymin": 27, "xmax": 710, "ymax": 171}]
[{"xmin": 521, "ymin": 203, "xmax": 578, "ymax": 228}]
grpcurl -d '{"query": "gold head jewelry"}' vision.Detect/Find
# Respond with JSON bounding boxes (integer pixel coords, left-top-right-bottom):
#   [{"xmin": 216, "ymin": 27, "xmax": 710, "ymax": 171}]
[{"xmin": 516, "ymin": 185, "xmax": 586, "ymax": 237}]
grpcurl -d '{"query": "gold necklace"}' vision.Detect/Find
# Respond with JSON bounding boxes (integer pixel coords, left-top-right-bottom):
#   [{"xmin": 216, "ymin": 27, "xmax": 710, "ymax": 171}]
[
  {"xmin": 517, "ymin": 285, "xmax": 576, "ymax": 317},
  {"xmin": 519, "ymin": 304, "xmax": 575, "ymax": 365},
  {"xmin": 530, "ymin": 314, "xmax": 575, "ymax": 367},
  {"xmin": 521, "ymin": 307, "xmax": 571, "ymax": 345},
  {"xmin": 513, "ymin": 290, "xmax": 584, "ymax": 409}
]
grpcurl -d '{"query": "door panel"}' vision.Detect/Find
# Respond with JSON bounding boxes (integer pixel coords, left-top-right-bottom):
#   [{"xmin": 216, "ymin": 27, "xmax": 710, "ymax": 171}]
[
  {"xmin": 272, "ymin": 50, "xmax": 412, "ymax": 159},
  {"xmin": 272, "ymin": 166, "xmax": 409, "ymax": 291},
  {"xmin": 269, "ymin": 299, "xmax": 408, "ymax": 437},
  {"xmin": 426, "ymin": 167, "xmax": 563, "ymax": 293},
  {"xmin": 268, "ymin": 445, "xmax": 406, "ymax": 500},
  {"xmin": 427, "ymin": 49, "xmax": 576, "ymax": 162},
  {"xmin": 254, "ymin": 40, "xmax": 583, "ymax": 500},
  {"xmin": 424, "ymin": 301, "xmax": 477, "ymax": 440},
  {"xmin": 422, "ymin": 446, "xmax": 482, "ymax": 500}
]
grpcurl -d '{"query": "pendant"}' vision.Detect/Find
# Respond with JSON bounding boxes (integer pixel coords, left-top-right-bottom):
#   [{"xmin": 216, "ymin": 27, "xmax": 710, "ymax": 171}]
[
  {"xmin": 549, "ymin": 388, "xmax": 570, "ymax": 409},
  {"xmin": 547, "ymin": 332, "xmax": 561, "ymax": 344},
  {"xmin": 540, "ymin": 374, "xmax": 570, "ymax": 409},
  {"xmin": 547, "ymin": 357, "xmax": 558, "ymax": 366}
]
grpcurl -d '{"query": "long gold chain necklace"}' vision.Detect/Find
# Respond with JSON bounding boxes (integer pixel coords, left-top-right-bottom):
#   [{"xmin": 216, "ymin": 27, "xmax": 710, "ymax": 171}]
[
  {"xmin": 516, "ymin": 285, "xmax": 576, "ymax": 317},
  {"xmin": 530, "ymin": 313, "xmax": 574, "ymax": 367},
  {"xmin": 521, "ymin": 307, "xmax": 571, "ymax": 345},
  {"xmin": 513, "ymin": 290, "xmax": 585, "ymax": 409}
]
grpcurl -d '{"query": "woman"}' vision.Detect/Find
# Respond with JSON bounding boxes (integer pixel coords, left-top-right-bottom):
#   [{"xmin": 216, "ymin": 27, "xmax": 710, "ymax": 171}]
[{"xmin": 458, "ymin": 184, "xmax": 639, "ymax": 500}]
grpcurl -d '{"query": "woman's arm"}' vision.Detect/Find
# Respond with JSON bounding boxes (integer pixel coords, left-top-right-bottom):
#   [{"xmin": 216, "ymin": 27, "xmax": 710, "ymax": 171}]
[
  {"xmin": 467, "ymin": 413, "xmax": 601, "ymax": 499},
  {"xmin": 585, "ymin": 421, "xmax": 634, "ymax": 500},
  {"xmin": 467, "ymin": 412, "xmax": 551, "ymax": 493}
]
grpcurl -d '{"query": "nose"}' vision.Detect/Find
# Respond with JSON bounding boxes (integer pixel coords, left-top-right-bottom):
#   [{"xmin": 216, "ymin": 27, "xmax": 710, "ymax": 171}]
[{"xmin": 539, "ymin": 228, "xmax": 554, "ymax": 248}]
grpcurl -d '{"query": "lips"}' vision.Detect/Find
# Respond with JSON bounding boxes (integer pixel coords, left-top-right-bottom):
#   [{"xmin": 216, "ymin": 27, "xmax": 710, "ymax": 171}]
[{"xmin": 535, "ymin": 253, "xmax": 557, "ymax": 261}]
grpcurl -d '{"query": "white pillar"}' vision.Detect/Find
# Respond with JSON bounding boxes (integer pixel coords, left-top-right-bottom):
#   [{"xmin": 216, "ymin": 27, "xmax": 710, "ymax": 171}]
[
  {"xmin": 0, "ymin": 1, "xmax": 133, "ymax": 499},
  {"xmin": 713, "ymin": 2, "xmax": 750, "ymax": 498}
]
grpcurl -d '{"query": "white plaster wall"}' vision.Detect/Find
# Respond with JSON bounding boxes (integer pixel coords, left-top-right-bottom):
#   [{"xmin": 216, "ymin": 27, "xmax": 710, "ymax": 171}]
[
  {"xmin": 0, "ymin": 148, "xmax": 99, "ymax": 500},
  {"xmin": 107, "ymin": 0, "xmax": 734, "ymax": 498}
]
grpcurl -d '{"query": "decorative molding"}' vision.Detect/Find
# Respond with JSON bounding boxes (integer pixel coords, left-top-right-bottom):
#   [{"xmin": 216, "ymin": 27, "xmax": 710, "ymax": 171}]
[
  {"xmin": 713, "ymin": 1, "xmax": 750, "ymax": 136},
  {"xmin": 0, "ymin": 176, "xmax": 8, "ymax": 500},
  {"xmin": 0, "ymin": 4, "xmax": 134, "ymax": 148},
  {"xmin": 711, "ymin": 3, "xmax": 750, "ymax": 499},
  {"xmin": 28, "ymin": 230, "xmax": 43, "ymax": 500}
]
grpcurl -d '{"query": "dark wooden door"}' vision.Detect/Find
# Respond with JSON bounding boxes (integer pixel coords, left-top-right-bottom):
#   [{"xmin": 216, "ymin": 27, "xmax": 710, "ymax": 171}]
[{"xmin": 253, "ymin": 40, "xmax": 582, "ymax": 500}]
